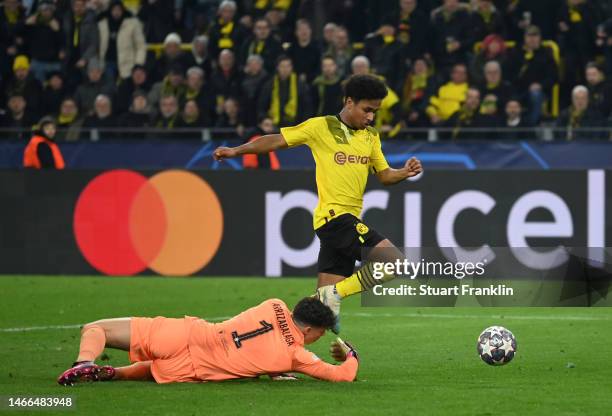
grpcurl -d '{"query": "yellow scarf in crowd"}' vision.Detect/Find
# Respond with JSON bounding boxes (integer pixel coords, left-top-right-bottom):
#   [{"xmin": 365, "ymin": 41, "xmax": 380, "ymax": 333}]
[
  {"xmin": 401, "ymin": 73, "xmax": 426, "ymax": 111},
  {"xmin": 4, "ymin": 8, "xmax": 19, "ymax": 24},
  {"xmin": 255, "ymin": 0, "xmax": 291, "ymax": 11},
  {"xmin": 520, "ymin": 46, "xmax": 536, "ymax": 78},
  {"xmin": 313, "ymin": 75, "xmax": 340, "ymax": 115},
  {"xmin": 161, "ymin": 77, "xmax": 186, "ymax": 99},
  {"xmin": 568, "ymin": 1, "xmax": 582, "ymax": 22},
  {"xmin": 269, "ymin": 73, "xmax": 298, "ymax": 125},
  {"xmin": 220, "ymin": 20, "xmax": 233, "ymax": 35},
  {"xmin": 442, "ymin": 8, "xmax": 455, "ymax": 22},
  {"xmin": 58, "ymin": 113, "xmax": 77, "ymax": 125},
  {"xmin": 411, "ymin": 73, "xmax": 427, "ymax": 93},
  {"xmin": 122, "ymin": 0, "xmax": 140, "ymax": 14},
  {"xmin": 219, "ymin": 20, "xmax": 235, "ymax": 49},
  {"xmin": 452, "ymin": 105, "xmax": 476, "ymax": 139},
  {"xmin": 73, "ymin": 15, "xmax": 82, "ymax": 47},
  {"xmin": 569, "ymin": 107, "xmax": 584, "ymax": 129},
  {"xmin": 185, "ymin": 88, "xmax": 200, "ymax": 101},
  {"xmin": 157, "ymin": 114, "xmax": 177, "ymax": 128},
  {"xmin": 479, "ymin": 9, "xmax": 492, "ymax": 24},
  {"xmin": 182, "ymin": 112, "xmax": 199, "ymax": 124},
  {"xmin": 249, "ymin": 40, "xmax": 265, "ymax": 56}
]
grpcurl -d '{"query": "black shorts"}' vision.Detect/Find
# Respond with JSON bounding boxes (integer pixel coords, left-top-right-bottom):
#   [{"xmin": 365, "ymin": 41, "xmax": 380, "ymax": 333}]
[{"xmin": 315, "ymin": 214, "xmax": 385, "ymax": 277}]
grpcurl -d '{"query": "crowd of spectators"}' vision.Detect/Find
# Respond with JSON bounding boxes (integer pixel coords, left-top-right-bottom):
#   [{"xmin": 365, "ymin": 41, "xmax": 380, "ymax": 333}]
[{"xmin": 3, "ymin": 0, "xmax": 612, "ymax": 141}]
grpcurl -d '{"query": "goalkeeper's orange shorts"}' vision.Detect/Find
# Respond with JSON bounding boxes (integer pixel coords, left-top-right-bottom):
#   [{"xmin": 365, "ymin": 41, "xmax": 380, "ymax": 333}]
[{"xmin": 129, "ymin": 317, "xmax": 199, "ymax": 383}]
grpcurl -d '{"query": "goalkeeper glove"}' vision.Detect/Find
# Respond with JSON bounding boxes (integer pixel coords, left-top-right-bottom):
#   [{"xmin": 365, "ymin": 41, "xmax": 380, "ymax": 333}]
[{"xmin": 330, "ymin": 337, "xmax": 359, "ymax": 362}]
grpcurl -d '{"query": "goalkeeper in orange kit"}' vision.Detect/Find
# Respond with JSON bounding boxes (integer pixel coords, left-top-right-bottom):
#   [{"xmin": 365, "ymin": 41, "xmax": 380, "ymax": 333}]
[{"xmin": 57, "ymin": 297, "xmax": 358, "ymax": 385}]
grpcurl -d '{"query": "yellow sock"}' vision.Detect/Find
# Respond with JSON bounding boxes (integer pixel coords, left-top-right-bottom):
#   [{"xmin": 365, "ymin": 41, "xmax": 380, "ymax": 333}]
[
  {"xmin": 335, "ymin": 263, "xmax": 395, "ymax": 298},
  {"xmin": 335, "ymin": 273, "xmax": 364, "ymax": 298}
]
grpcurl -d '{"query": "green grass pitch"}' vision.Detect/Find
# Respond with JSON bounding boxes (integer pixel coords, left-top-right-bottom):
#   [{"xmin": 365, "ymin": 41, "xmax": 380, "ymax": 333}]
[{"xmin": 1, "ymin": 276, "xmax": 611, "ymax": 416}]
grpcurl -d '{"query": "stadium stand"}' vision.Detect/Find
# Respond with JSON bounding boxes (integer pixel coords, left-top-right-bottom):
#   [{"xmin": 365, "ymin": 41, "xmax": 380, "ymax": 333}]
[{"xmin": 2, "ymin": 0, "xmax": 612, "ymax": 143}]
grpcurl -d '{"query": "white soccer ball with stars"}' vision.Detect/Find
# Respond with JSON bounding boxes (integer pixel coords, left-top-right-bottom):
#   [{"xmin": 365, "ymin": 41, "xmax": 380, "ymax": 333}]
[{"xmin": 477, "ymin": 326, "xmax": 517, "ymax": 366}]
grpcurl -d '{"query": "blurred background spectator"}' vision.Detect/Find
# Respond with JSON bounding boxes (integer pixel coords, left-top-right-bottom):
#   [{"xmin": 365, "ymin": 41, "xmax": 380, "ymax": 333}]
[
  {"xmin": 4, "ymin": 55, "xmax": 42, "ymax": 118},
  {"xmin": 210, "ymin": 48, "xmax": 241, "ymax": 118},
  {"xmin": 427, "ymin": 63, "xmax": 469, "ymax": 125},
  {"xmin": 556, "ymin": 85, "xmax": 604, "ymax": 140},
  {"xmin": 312, "ymin": 55, "xmax": 342, "ymax": 116},
  {"xmin": 98, "ymin": 0, "xmax": 146, "ymax": 80},
  {"xmin": 62, "ymin": 0, "xmax": 99, "ymax": 91},
  {"xmin": 185, "ymin": 35, "xmax": 212, "ymax": 80},
  {"xmin": 0, "ymin": 93, "xmax": 33, "ymax": 139},
  {"xmin": 178, "ymin": 99, "xmax": 207, "ymax": 131},
  {"xmin": 55, "ymin": 97, "xmax": 83, "ymax": 141},
  {"xmin": 151, "ymin": 94, "xmax": 180, "ymax": 138},
  {"xmin": 41, "ymin": 71, "xmax": 67, "ymax": 117},
  {"xmin": 22, "ymin": 0, "xmax": 63, "ymax": 83},
  {"xmin": 287, "ymin": 18, "xmax": 320, "ymax": 82},
  {"xmin": 500, "ymin": 99, "xmax": 533, "ymax": 140},
  {"xmin": 117, "ymin": 90, "xmax": 150, "ymax": 137},
  {"xmin": 243, "ymin": 116, "xmax": 280, "ymax": 170},
  {"xmin": 506, "ymin": 25, "xmax": 558, "ymax": 125},
  {"xmin": 115, "ymin": 64, "xmax": 150, "ymax": 113},
  {"xmin": 23, "ymin": 116, "xmax": 65, "ymax": 169},
  {"xmin": 240, "ymin": 16, "xmax": 282, "ymax": 73},
  {"xmin": 400, "ymin": 57, "xmax": 434, "ymax": 129},
  {"xmin": 258, "ymin": 55, "xmax": 311, "ymax": 127},
  {"xmin": 431, "ymin": 0, "xmax": 472, "ymax": 73},
  {"xmin": 0, "ymin": 0, "xmax": 25, "ymax": 79},
  {"xmin": 585, "ymin": 62, "xmax": 612, "ymax": 118},
  {"xmin": 240, "ymin": 54, "xmax": 269, "ymax": 127},
  {"xmin": 3, "ymin": 0, "xmax": 612, "ymax": 142},
  {"xmin": 82, "ymin": 94, "xmax": 116, "ymax": 139},
  {"xmin": 208, "ymin": 0, "xmax": 246, "ymax": 60},
  {"xmin": 74, "ymin": 58, "xmax": 115, "ymax": 116},
  {"xmin": 152, "ymin": 32, "xmax": 189, "ymax": 82}
]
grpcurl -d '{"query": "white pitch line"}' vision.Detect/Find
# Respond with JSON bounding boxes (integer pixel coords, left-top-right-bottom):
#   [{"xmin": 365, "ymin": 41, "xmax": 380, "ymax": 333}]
[
  {"xmin": 1, "ymin": 312, "xmax": 610, "ymax": 333},
  {"xmin": 0, "ymin": 324, "xmax": 83, "ymax": 333},
  {"xmin": 0, "ymin": 316, "xmax": 233, "ymax": 333},
  {"xmin": 347, "ymin": 312, "xmax": 612, "ymax": 321}
]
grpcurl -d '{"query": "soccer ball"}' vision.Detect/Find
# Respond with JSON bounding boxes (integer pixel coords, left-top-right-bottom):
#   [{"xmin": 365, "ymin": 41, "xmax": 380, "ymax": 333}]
[{"xmin": 477, "ymin": 326, "xmax": 517, "ymax": 366}]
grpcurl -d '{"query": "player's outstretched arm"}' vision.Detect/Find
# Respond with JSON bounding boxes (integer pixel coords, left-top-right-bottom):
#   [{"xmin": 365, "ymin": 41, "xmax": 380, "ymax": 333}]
[
  {"xmin": 213, "ymin": 134, "xmax": 288, "ymax": 161},
  {"xmin": 291, "ymin": 341, "xmax": 359, "ymax": 382},
  {"xmin": 376, "ymin": 157, "xmax": 423, "ymax": 185}
]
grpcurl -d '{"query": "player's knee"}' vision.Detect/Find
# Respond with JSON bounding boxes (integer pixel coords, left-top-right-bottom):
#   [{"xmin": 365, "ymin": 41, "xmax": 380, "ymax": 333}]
[
  {"xmin": 80, "ymin": 320, "xmax": 107, "ymax": 335},
  {"xmin": 369, "ymin": 240, "xmax": 404, "ymax": 263},
  {"xmin": 81, "ymin": 322, "xmax": 100, "ymax": 335}
]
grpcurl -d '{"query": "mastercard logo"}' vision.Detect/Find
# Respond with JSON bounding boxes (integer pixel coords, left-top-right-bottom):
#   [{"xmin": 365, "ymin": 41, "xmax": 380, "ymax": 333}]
[{"xmin": 73, "ymin": 169, "xmax": 223, "ymax": 276}]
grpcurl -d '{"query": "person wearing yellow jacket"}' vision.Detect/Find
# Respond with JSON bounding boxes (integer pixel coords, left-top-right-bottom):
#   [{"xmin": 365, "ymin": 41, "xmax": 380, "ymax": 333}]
[{"xmin": 426, "ymin": 63, "xmax": 469, "ymax": 124}]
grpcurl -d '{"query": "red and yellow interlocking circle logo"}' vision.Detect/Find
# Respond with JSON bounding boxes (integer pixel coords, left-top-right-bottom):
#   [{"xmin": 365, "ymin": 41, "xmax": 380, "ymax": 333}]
[{"xmin": 73, "ymin": 169, "xmax": 223, "ymax": 276}]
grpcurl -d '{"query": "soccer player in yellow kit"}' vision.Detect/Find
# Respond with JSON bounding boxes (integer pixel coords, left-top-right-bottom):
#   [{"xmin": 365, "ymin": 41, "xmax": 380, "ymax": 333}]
[{"xmin": 214, "ymin": 75, "xmax": 423, "ymax": 331}]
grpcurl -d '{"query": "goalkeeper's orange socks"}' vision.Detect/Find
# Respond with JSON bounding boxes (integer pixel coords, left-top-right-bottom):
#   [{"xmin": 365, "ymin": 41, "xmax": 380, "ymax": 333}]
[
  {"xmin": 335, "ymin": 262, "xmax": 395, "ymax": 298},
  {"xmin": 76, "ymin": 325, "xmax": 106, "ymax": 362}
]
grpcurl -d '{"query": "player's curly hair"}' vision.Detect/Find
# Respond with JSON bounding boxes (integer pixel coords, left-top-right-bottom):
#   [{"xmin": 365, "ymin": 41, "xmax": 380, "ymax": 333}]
[
  {"xmin": 293, "ymin": 297, "xmax": 336, "ymax": 329},
  {"xmin": 344, "ymin": 74, "xmax": 388, "ymax": 103}
]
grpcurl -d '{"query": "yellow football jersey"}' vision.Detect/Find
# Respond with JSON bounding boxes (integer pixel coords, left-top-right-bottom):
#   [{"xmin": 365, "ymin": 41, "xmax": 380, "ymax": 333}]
[{"xmin": 280, "ymin": 115, "xmax": 390, "ymax": 229}]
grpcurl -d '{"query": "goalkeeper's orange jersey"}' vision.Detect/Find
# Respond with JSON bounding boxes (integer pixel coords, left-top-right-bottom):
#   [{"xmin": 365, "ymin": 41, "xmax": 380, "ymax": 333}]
[{"xmin": 185, "ymin": 299, "xmax": 358, "ymax": 382}]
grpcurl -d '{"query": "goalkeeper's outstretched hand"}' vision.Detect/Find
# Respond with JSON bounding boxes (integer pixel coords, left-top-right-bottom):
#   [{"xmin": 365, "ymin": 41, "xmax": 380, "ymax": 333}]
[{"xmin": 330, "ymin": 337, "xmax": 359, "ymax": 362}]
